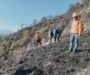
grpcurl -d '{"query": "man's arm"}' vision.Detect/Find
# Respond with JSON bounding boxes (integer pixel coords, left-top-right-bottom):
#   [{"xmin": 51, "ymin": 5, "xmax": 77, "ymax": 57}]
[{"xmin": 79, "ymin": 20, "xmax": 83, "ymax": 36}]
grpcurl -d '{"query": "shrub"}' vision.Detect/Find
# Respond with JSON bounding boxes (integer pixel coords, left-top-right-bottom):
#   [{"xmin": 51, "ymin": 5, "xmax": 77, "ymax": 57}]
[
  {"xmin": 82, "ymin": 0, "xmax": 90, "ymax": 6},
  {"xmin": 87, "ymin": 12, "xmax": 90, "ymax": 18}
]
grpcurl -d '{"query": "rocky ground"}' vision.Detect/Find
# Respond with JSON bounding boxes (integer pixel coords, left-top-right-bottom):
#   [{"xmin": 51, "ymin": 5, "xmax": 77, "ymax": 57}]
[{"xmin": 0, "ymin": 32, "xmax": 90, "ymax": 75}]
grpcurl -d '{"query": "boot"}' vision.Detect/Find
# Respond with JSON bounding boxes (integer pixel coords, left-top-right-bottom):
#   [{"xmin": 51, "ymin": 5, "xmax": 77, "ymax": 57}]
[{"xmin": 67, "ymin": 48, "xmax": 73, "ymax": 53}]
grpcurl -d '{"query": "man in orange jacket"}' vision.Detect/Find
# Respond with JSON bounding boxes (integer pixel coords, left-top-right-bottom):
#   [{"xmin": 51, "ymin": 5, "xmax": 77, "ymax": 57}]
[
  {"xmin": 68, "ymin": 12, "xmax": 83, "ymax": 53},
  {"xmin": 33, "ymin": 31, "xmax": 42, "ymax": 47}
]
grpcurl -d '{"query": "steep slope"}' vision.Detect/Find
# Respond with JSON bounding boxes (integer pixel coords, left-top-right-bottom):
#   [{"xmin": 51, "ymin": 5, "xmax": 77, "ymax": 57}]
[
  {"xmin": 0, "ymin": 32, "xmax": 90, "ymax": 75},
  {"xmin": 0, "ymin": 1, "xmax": 90, "ymax": 75}
]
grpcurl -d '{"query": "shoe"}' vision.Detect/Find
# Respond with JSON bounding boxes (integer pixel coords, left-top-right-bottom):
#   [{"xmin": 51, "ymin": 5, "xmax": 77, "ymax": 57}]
[
  {"xmin": 72, "ymin": 49, "xmax": 76, "ymax": 53},
  {"xmin": 67, "ymin": 48, "xmax": 73, "ymax": 53}
]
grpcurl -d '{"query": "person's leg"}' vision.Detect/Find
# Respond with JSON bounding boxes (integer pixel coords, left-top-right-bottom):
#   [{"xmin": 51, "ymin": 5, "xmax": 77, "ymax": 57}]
[
  {"xmin": 68, "ymin": 34, "xmax": 74, "ymax": 52},
  {"xmin": 54, "ymin": 36, "xmax": 57, "ymax": 43},
  {"xmin": 57, "ymin": 34, "xmax": 60, "ymax": 42},
  {"xmin": 38, "ymin": 40, "xmax": 42, "ymax": 47},
  {"xmin": 33, "ymin": 40, "xmax": 36, "ymax": 46},
  {"xmin": 73, "ymin": 34, "xmax": 79, "ymax": 53},
  {"xmin": 35, "ymin": 40, "xmax": 38, "ymax": 47}
]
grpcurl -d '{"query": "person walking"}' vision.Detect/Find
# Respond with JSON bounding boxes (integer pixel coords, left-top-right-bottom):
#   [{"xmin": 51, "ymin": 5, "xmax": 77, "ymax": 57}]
[
  {"xmin": 33, "ymin": 31, "xmax": 42, "ymax": 47},
  {"xmin": 56, "ymin": 28, "xmax": 62, "ymax": 42},
  {"xmin": 53, "ymin": 27, "xmax": 58, "ymax": 43},
  {"xmin": 48, "ymin": 29, "xmax": 53, "ymax": 44},
  {"xmin": 68, "ymin": 12, "xmax": 83, "ymax": 53}
]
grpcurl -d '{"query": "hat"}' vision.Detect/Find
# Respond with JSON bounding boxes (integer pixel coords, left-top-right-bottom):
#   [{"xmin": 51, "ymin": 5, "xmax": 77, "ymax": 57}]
[{"xmin": 72, "ymin": 12, "xmax": 79, "ymax": 17}]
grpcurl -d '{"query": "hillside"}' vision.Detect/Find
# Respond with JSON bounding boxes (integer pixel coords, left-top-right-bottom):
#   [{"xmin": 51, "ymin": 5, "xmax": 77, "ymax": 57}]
[
  {"xmin": 0, "ymin": 0, "xmax": 90, "ymax": 75},
  {"xmin": 0, "ymin": 32, "xmax": 90, "ymax": 75}
]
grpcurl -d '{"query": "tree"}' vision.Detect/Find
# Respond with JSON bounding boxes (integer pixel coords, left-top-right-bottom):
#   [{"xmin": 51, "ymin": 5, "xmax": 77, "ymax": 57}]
[
  {"xmin": 20, "ymin": 24, "xmax": 24, "ymax": 29},
  {"xmin": 47, "ymin": 15, "xmax": 53, "ymax": 20},
  {"xmin": 32, "ymin": 19, "xmax": 38, "ymax": 25},
  {"xmin": 20, "ymin": 24, "xmax": 28, "ymax": 29},
  {"xmin": 40, "ymin": 17, "xmax": 47, "ymax": 23}
]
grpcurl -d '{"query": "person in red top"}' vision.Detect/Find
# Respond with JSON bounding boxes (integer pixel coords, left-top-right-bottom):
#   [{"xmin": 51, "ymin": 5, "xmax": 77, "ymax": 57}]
[{"xmin": 68, "ymin": 12, "xmax": 83, "ymax": 53}]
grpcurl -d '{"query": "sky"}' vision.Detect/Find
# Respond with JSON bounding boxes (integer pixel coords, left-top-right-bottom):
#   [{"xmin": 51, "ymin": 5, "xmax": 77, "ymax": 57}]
[{"xmin": 0, "ymin": 0, "xmax": 79, "ymax": 32}]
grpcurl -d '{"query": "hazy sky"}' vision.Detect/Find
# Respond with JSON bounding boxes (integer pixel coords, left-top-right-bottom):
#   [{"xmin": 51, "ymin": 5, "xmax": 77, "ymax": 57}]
[{"xmin": 0, "ymin": 0, "xmax": 79, "ymax": 32}]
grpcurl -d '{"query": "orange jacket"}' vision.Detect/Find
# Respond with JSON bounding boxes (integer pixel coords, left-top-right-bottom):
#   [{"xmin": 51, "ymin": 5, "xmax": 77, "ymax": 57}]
[
  {"xmin": 33, "ymin": 33, "xmax": 42, "ymax": 41},
  {"xmin": 78, "ymin": 19, "xmax": 83, "ymax": 35},
  {"xmin": 70, "ymin": 19, "xmax": 83, "ymax": 35}
]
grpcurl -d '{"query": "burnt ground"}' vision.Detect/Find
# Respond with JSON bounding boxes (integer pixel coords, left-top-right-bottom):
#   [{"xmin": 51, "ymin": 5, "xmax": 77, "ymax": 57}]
[{"xmin": 0, "ymin": 32, "xmax": 90, "ymax": 75}]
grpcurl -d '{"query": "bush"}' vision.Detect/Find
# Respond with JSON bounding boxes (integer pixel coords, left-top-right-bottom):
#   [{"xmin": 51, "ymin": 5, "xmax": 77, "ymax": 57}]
[
  {"xmin": 82, "ymin": 0, "xmax": 90, "ymax": 6},
  {"xmin": 0, "ymin": 44, "xmax": 8, "ymax": 57},
  {"xmin": 10, "ymin": 42, "xmax": 19, "ymax": 50},
  {"xmin": 87, "ymin": 12, "xmax": 90, "ymax": 18},
  {"xmin": 69, "ymin": 2, "xmax": 83, "ymax": 13},
  {"xmin": 40, "ymin": 17, "xmax": 48, "ymax": 24}
]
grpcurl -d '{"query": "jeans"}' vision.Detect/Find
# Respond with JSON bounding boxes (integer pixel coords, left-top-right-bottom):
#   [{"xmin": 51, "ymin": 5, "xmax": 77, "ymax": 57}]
[{"xmin": 69, "ymin": 34, "xmax": 79, "ymax": 51}]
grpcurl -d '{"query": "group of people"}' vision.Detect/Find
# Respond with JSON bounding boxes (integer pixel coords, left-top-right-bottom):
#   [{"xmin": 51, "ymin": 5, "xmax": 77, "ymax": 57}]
[
  {"xmin": 33, "ymin": 27, "xmax": 62, "ymax": 47},
  {"xmin": 48, "ymin": 27, "xmax": 62, "ymax": 43},
  {"xmin": 33, "ymin": 12, "xmax": 83, "ymax": 53}
]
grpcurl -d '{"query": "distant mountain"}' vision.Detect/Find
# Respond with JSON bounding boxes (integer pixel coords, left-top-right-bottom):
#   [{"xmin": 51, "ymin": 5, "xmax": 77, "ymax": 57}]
[{"xmin": 0, "ymin": 29, "xmax": 13, "ymax": 36}]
